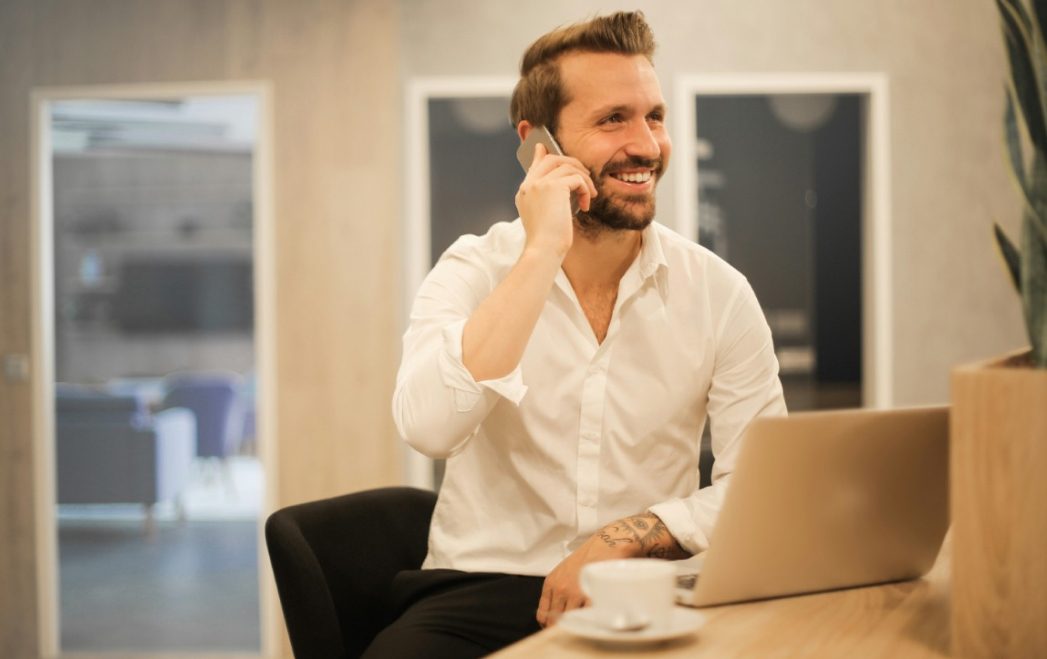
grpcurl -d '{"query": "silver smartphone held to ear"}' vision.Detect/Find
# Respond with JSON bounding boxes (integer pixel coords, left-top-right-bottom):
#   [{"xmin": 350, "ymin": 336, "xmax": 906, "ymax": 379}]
[
  {"xmin": 516, "ymin": 125, "xmax": 580, "ymax": 215},
  {"xmin": 516, "ymin": 125, "xmax": 564, "ymax": 170}
]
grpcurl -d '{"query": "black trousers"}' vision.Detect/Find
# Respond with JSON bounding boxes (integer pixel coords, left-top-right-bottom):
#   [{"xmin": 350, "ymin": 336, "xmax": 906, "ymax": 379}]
[{"xmin": 362, "ymin": 569, "xmax": 545, "ymax": 659}]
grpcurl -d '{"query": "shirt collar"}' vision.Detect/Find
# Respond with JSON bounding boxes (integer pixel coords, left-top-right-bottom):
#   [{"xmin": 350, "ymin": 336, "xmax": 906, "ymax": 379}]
[
  {"xmin": 637, "ymin": 222, "xmax": 670, "ymax": 298},
  {"xmin": 552, "ymin": 221, "xmax": 671, "ymax": 300}
]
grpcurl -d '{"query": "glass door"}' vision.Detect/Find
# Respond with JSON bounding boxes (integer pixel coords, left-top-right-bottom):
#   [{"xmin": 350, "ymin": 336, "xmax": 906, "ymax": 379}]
[{"xmin": 47, "ymin": 94, "xmax": 265, "ymax": 653}]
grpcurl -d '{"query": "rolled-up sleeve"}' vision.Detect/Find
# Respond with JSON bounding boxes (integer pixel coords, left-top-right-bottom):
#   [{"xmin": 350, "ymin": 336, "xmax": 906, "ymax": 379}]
[
  {"xmin": 648, "ymin": 279, "xmax": 787, "ymax": 554},
  {"xmin": 393, "ymin": 245, "xmax": 528, "ymax": 459}
]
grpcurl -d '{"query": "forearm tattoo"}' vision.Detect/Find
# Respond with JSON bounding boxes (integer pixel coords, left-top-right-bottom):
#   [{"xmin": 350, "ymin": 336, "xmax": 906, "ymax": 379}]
[{"xmin": 596, "ymin": 512, "xmax": 689, "ymax": 559}]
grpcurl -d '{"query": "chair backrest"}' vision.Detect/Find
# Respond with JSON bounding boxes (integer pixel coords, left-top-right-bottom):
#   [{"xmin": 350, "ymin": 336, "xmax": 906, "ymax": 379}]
[
  {"xmin": 162, "ymin": 374, "xmax": 240, "ymax": 458},
  {"xmin": 265, "ymin": 487, "xmax": 436, "ymax": 659},
  {"xmin": 56, "ymin": 383, "xmax": 146, "ymax": 425}
]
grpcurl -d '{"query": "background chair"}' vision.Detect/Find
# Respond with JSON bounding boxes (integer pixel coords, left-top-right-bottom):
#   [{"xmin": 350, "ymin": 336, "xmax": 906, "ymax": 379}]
[
  {"xmin": 160, "ymin": 372, "xmax": 242, "ymax": 460},
  {"xmin": 265, "ymin": 486, "xmax": 437, "ymax": 659}
]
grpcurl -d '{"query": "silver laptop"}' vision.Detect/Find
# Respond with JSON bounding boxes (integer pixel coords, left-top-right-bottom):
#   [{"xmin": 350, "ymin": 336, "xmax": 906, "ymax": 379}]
[{"xmin": 675, "ymin": 405, "xmax": 949, "ymax": 608}]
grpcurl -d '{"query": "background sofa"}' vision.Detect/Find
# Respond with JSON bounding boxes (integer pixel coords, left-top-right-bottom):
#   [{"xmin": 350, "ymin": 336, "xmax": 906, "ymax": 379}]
[{"xmin": 55, "ymin": 384, "xmax": 196, "ymax": 525}]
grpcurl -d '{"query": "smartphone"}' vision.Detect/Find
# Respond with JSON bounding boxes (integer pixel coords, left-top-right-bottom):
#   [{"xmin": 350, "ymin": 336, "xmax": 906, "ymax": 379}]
[
  {"xmin": 516, "ymin": 125, "xmax": 580, "ymax": 215},
  {"xmin": 516, "ymin": 125, "xmax": 565, "ymax": 170}
]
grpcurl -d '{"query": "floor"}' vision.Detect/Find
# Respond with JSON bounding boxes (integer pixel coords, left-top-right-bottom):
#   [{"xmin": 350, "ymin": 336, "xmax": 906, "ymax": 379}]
[{"xmin": 58, "ymin": 457, "xmax": 263, "ymax": 653}]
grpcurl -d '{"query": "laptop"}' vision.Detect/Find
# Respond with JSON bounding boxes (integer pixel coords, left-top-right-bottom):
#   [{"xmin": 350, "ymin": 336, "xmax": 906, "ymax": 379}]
[{"xmin": 674, "ymin": 405, "xmax": 950, "ymax": 608}]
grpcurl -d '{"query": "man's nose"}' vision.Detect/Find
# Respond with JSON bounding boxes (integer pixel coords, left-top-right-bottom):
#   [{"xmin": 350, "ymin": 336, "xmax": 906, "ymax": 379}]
[{"xmin": 625, "ymin": 120, "xmax": 661, "ymax": 159}]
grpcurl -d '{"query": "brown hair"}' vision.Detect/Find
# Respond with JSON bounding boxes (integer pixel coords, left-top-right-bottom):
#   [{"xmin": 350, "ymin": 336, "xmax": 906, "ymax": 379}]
[{"xmin": 509, "ymin": 11, "xmax": 656, "ymax": 135}]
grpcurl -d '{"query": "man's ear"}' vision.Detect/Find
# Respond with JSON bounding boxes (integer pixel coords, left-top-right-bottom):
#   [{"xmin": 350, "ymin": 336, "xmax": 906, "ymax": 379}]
[{"xmin": 517, "ymin": 120, "xmax": 533, "ymax": 143}]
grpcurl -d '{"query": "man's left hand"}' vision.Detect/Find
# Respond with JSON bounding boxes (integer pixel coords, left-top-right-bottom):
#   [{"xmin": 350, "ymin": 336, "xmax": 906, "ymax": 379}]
[{"xmin": 536, "ymin": 512, "xmax": 689, "ymax": 627}]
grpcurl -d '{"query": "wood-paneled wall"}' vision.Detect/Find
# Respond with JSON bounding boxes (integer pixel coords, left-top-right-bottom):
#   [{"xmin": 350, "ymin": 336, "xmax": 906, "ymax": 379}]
[{"xmin": 0, "ymin": 1, "xmax": 403, "ymax": 656}]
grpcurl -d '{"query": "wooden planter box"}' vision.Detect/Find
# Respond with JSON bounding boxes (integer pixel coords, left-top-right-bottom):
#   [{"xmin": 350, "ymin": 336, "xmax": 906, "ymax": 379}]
[{"xmin": 951, "ymin": 350, "xmax": 1047, "ymax": 659}]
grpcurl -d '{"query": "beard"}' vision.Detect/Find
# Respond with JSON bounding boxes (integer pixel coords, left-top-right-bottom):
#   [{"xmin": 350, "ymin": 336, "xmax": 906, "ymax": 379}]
[{"xmin": 576, "ymin": 155, "xmax": 663, "ymax": 236}]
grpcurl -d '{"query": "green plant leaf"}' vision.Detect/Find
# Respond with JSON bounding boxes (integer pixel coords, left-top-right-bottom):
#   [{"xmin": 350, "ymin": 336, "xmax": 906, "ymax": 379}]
[
  {"xmin": 1003, "ymin": 0, "xmax": 1035, "ymax": 31},
  {"xmin": 1000, "ymin": 0, "xmax": 1047, "ymax": 85},
  {"xmin": 1026, "ymin": 0, "xmax": 1047, "ymax": 118},
  {"xmin": 998, "ymin": 1, "xmax": 1047, "ymax": 368},
  {"xmin": 1020, "ymin": 207, "xmax": 1047, "ymax": 366},
  {"xmin": 1006, "ymin": 89, "xmax": 1030, "ymax": 183},
  {"xmin": 1032, "ymin": 0, "xmax": 1047, "ymax": 53},
  {"xmin": 1004, "ymin": 91, "xmax": 1047, "ymax": 243},
  {"xmin": 1026, "ymin": 154, "xmax": 1047, "ymax": 247},
  {"xmin": 998, "ymin": 0, "xmax": 1047, "ymax": 155},
  {"xmin": 994, "ymin": 222, "xmax": 1023, "ymax": 293}
]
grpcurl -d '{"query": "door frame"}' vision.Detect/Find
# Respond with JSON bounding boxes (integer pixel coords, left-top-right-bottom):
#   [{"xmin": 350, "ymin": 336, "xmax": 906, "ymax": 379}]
[
  {"xmin": 30, "ymin": 81, "xmax": 279, "ymax": 658},
  {"xmin": 672, "ymin": 73, "xmax": 892, "ymax": 407}
]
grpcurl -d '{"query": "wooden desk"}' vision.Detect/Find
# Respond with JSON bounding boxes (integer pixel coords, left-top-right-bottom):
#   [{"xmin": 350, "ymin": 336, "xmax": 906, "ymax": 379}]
[{"xmin": 493, "ymin": 537, "xmax": 951, "ymax": 658}]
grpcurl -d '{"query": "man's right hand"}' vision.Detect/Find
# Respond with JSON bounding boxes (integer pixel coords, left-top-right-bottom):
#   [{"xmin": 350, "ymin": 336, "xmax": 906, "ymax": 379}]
[
  {"xmin": 461, "ymin": 143, "xmax": 594, "ymax": 382},
  {"xmin": 514, "ymin": 142, "xmax": 597, "ymax": 259}
]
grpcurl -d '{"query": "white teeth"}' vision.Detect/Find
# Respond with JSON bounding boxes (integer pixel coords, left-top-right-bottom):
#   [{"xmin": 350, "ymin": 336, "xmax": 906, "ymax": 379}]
[{"xmin": 614, "ymin": 171, "xmax": 652, "ymax": 184}]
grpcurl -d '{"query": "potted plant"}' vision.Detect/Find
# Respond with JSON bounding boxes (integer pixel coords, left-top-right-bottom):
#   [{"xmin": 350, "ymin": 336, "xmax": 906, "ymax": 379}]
[{"xmin": 951, "ymin": 1, "xmax": 1047, "ymax": 657}]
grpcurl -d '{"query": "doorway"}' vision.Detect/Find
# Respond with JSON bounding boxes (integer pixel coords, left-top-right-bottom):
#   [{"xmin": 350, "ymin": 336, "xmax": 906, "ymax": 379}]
[{"xmin": 31, "ymin": 83, "xmax": 277, "ymax": 657}]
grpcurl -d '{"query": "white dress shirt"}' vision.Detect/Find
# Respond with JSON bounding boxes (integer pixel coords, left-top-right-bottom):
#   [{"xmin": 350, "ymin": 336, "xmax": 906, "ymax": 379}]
[{"xmin": 393, "ymin": 219, "xmax": 786, "ymax": 576}]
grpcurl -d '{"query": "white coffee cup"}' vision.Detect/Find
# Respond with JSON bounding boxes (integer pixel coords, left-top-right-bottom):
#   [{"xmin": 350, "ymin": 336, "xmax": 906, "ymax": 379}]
[{"xmin": 579, "ymin": 558, "xmax": 677, "ymax": 631}]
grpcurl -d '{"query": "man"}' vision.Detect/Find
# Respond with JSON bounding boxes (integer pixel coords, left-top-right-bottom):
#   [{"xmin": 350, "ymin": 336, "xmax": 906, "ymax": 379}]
[{"xmin": 378, "ymin": 11, "xmax": 786, "ymax": 658}]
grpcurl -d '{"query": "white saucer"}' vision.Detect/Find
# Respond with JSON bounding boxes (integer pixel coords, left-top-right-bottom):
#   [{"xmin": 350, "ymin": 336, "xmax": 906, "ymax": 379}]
[{"xmin": 558, "ymin": 607, "xmax": 705, "ymax": 644}]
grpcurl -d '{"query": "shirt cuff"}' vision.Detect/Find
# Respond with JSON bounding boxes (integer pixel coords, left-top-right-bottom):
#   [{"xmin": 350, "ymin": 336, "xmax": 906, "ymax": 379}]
[
  {"xmin": 439, "ymin": 319, "xmax": 528, "ymax": 411},
  {"xmin": 648, "ymin": 499, "xmax": 709, "ymax": 556}
]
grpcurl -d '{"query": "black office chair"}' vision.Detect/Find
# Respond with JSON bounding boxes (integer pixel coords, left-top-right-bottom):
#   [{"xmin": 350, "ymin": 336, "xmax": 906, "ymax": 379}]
[{"xmin": 265, "ymin": 487, "xmax": 437, "ymax": 659}]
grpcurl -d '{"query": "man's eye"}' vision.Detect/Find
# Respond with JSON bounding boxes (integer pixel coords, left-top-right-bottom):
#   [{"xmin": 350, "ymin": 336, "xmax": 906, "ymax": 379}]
[
  {"xmin": 648, "ymin": 111, "xmax": 665, "ymax": 123},
  {"xmin": 603, "ymin": 113, "xmax": 624, "ymax": 124}
]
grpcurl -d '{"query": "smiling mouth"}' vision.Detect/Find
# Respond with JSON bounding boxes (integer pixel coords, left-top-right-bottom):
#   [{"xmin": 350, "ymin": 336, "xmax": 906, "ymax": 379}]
[{"xmin": 610, "ymin": 170, "xmax": 653, "ymax": 184}]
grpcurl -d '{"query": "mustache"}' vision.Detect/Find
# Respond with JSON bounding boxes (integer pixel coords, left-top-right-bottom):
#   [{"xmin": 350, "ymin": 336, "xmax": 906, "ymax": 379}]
[{"xmin": 599, "ymin": 155, "xmax": 663, "ymax": 178}]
